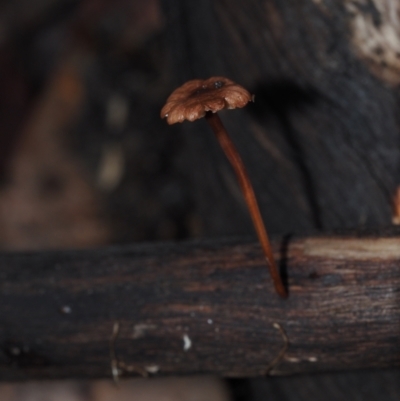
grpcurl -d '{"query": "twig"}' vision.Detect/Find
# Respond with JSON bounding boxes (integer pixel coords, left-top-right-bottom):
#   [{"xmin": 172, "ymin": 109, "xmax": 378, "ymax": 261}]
[{"xmin": 265, "ymin": 323, "xmax": 289, "ymax": 375}]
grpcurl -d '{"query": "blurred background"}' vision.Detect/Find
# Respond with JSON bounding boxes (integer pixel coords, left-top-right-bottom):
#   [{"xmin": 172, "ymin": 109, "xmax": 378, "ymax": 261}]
[{"xmin": 0, "ymin": 0, "xmax": 197, "ymax": 252}]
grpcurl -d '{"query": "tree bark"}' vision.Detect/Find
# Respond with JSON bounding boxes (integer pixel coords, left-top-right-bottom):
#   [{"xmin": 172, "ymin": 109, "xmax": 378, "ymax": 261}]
[
  {"xmin": 161, "ymin": 0, "xmax": 400, "ymax": 237},
  {"xmin": 1, "ymin": 229, "xmax": 399, "ymax": 380}
]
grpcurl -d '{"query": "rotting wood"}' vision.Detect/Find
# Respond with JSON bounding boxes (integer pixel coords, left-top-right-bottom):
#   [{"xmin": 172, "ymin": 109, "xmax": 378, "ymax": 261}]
[{"xmin": 0, "ymin": 229, "xmax": 399, "ymax": 380}]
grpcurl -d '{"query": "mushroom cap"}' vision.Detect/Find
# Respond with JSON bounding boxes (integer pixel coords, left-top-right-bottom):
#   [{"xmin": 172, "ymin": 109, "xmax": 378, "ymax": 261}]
[{"xmin": 160, "ymin": 76, "xmax": 252, "ymax": 124}]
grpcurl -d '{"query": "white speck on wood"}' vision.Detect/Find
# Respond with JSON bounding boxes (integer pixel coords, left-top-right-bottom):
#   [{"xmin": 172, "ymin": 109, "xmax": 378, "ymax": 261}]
[
  {"xmin": 145, "ymin": 365, "xmax": 160, "ymax": 374},
  {"xmin": 132, "ymin": 323, "xmax": 156, "ymax": 339},
  {"xmin": 207, "ymin": 319, "xmax": 213, "ymax": 324},
  {"xmin": 183, "ymin": 334, "xmax": 192, "ymax": 351},
  {"xmin": 60, "ymin": 305, "xmax": 72, "ymax": 314},
  {"xmin": 111, "ymin": 365, "xmax": 119, "ymax": 382},
  {"xmin": 286, "ymin": 357, "xmax": 300, "ymax": 363}
]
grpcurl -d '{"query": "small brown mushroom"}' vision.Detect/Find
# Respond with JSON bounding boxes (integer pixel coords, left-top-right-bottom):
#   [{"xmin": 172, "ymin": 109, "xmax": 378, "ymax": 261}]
[{"xmin": 161, "ymin": 77, "xmax": 287, "ymax": 298}]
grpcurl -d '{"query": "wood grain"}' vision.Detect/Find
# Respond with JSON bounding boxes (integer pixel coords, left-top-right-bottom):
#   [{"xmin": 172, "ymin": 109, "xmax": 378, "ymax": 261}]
[
  {"xmin": 1, "ymin": 231, "xmax": 399, "ymax": 380},
  {"xmin": 161, "ymin": 0, "xmax": 400, "ymax": 237}
]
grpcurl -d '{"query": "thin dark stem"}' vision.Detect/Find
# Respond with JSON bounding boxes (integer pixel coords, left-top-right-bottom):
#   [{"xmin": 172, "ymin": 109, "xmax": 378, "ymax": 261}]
[{"xmin": 205, "ymin": 112, "xmax": 287, "ymax": 298}]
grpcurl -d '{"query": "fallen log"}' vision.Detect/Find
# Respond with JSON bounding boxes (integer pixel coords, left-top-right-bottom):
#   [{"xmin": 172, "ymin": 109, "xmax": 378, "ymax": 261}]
[{"xmin": 0, "ymin": 229, "xmax": 399, "ymax": 380}]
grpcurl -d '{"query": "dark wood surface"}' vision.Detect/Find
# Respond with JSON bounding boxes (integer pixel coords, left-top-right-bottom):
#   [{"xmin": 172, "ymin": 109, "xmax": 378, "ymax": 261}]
[
  {"xmin": 1, "ymin": 230, "xmax": 399, "ymax": 380},
  {"xmin": 161, "ymin": 1, "xmax": 400, "ymax": 237}
]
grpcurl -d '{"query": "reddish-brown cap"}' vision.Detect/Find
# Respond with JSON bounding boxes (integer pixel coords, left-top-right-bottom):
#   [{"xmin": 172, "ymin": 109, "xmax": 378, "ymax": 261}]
[{"xmin": 160, "ymin": 76, "xmax": 253, "ymax": 125}]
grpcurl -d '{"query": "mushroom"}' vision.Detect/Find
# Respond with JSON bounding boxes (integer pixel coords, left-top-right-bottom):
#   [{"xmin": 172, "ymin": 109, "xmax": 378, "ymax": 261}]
[{"xmin": 161, "ymin": 76, "xmax": 287, "ymax": 298}]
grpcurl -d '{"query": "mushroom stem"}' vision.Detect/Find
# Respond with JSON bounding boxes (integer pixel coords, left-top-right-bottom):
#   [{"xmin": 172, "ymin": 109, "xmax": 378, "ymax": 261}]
[{"xmin": 205, "ymin": 112, "xmax": 287, "ymax": 298}]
